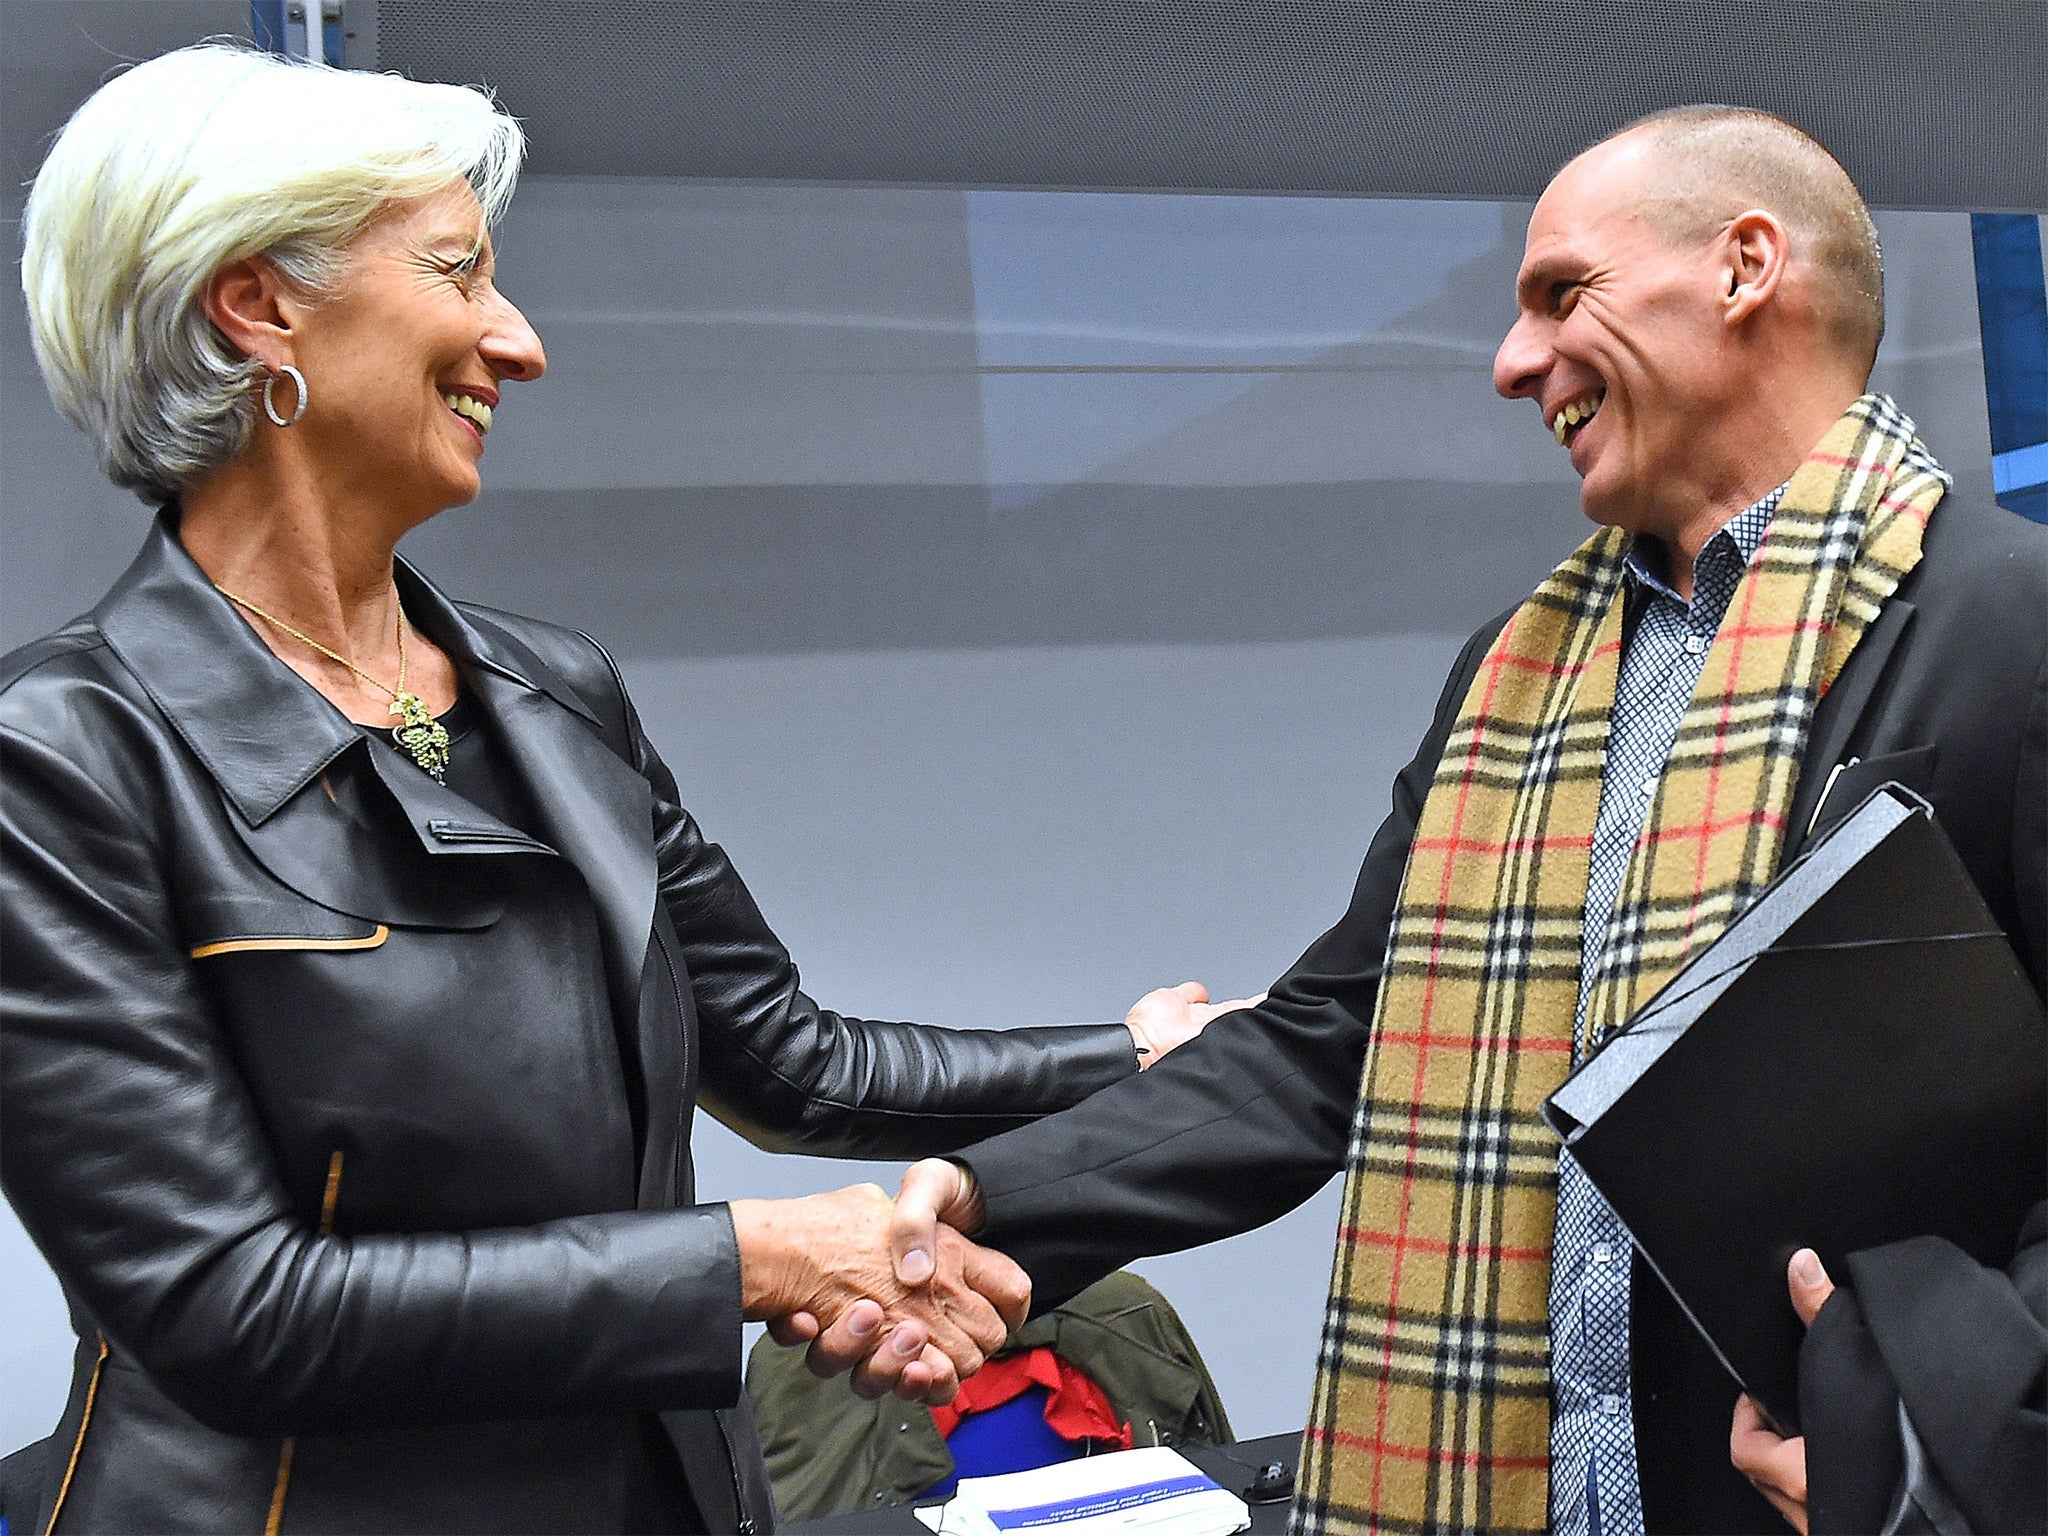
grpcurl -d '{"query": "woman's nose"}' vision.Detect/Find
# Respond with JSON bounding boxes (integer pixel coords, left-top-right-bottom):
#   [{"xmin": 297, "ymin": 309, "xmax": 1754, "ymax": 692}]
[{"xmin": 482, "ymin": 293, "xmax": 546, "ymax": 383}]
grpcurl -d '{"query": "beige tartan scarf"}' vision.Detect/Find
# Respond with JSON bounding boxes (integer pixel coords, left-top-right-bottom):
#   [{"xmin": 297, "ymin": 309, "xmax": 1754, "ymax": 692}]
[{"xmin": 1293, "ymin": 395, "xmax": 1948, "ymax": 1535}]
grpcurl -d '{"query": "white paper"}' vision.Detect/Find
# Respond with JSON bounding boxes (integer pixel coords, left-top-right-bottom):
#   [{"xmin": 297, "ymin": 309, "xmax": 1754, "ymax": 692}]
[{"xmin": 913, "ymin": 1446, "xmax": 1250, "ymax": 1536}]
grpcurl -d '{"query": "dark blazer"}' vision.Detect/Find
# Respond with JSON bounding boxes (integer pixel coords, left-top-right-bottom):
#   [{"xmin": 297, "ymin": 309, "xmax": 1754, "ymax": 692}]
[
  {"xmin": 960, "ymin": 491, "xmax": 2048, "ymax": 1534},
  {"xmin": 0, "ymin": 516, "xmax": 1140, "ymax": 1535}
]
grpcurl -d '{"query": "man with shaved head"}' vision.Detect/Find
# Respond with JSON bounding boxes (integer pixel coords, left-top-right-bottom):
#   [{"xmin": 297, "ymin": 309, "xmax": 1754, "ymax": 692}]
[{"xmin": 836, "ymin": 109, "xmax": 2048, "ymax": 1533}]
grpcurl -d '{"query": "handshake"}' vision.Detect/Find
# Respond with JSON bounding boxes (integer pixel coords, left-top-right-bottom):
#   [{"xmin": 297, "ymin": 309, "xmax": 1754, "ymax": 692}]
[
  {"xmin": 729, "ymin": 1158, "xmax": 1011, "ymax": 1404},
  {"xmin": 731, "ymin": 980, "xmax": 1266, "ymax": 1402}
]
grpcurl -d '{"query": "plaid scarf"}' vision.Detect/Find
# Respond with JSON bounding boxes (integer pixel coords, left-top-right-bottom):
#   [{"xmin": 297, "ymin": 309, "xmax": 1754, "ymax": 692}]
[{"xmin": 1293, "ymin": 395, "xmax": 1947, "ymax": 1535}]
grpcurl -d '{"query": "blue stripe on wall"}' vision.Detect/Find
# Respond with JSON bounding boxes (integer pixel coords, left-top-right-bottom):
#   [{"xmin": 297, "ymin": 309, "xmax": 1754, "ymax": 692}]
[
  {"xmin": 1994, "ymin": 440, "xmax": 2048, "ymax": 496},
  {"xmin": 250, "ymin": 0, "xmax": 285, "ymax": 54},
  {"xmin": 1970, "ymin": 214, "xmax": 2048, "ymax": 524}
]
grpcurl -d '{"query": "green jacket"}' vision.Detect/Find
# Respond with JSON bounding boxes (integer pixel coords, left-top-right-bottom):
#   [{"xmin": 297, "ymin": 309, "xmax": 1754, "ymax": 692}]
[{"xmin": 746, "ymin": 1271, "xmax": 1234, "ymax": 1523}]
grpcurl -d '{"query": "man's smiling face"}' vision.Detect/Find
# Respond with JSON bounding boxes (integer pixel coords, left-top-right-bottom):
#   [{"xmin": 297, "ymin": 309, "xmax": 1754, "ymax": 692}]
[{"xmin": 1493, "ymin": 136, "xmax": 1736, "ymax": 536}]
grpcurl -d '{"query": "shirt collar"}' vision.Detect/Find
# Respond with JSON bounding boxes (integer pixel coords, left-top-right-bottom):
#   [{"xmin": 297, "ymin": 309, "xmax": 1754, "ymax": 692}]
[{"xmin": 1624, "ymin": 482, "xmax": 1787, "ymax": 607}]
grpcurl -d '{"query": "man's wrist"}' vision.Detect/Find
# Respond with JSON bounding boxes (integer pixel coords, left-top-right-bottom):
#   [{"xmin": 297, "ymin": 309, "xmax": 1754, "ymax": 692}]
[
  {"xmin": 1124, "ymin": 1019, "xmax": 1155, "ymax": 1069},
  {"xmin": 949, "ymin": 1159, "xmax": 989, "ymax": 1236}
]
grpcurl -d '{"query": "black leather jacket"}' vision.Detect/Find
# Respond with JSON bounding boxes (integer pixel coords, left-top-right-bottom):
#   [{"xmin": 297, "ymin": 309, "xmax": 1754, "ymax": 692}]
[{"xmin": 0, "ymin": 516, "xmax": 1139, "ymax": 1534}]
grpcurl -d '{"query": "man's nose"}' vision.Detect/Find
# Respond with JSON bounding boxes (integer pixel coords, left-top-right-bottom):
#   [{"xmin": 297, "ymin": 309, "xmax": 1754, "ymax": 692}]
[
  {"xmin": 1493, "ymin": 315, "xmax": 1548, "ymax": 401},
  {"xmin": 483, "ymin": 293, "xmax": 547, "ymax": 383}
]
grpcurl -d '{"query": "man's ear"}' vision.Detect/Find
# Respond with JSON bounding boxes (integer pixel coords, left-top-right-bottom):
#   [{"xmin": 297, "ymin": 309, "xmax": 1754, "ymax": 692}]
[
  {"xmin": 1720, "ymin": 209, "xmax": 1791, "ymax": 329},
  {"xmin": 200, "ymin": 256, "xmax": 302, "ymax": 372}
]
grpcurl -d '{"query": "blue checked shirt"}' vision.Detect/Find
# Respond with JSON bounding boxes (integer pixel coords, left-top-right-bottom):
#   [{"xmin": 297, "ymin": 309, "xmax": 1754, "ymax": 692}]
[{"xmin": 1547, "ymin": 485, "xmax": 1786, "ymax": 1536}]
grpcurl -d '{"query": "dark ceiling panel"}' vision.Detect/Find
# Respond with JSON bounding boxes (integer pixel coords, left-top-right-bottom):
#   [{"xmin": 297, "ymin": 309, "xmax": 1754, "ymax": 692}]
[
  {"xmin": 1, "ymin": 0, "xmax": 251, "ymax": 192},
  {"xmin": 377, "ymin": 0, "xmax": 2047, "ymax": 211}
]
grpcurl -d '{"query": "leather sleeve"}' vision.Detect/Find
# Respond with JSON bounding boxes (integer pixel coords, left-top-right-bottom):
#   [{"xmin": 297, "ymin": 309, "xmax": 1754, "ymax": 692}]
[
  {"xmin": 0, "ymin": 719, "xmax": 746, "ymax": 1436},
  {"xmin": 961, "ymin": 616, "xmax": 1508, "ymax": 1306},
  {"xmin": 592, "ymin": 645, "xmax": 1143, "ymax": 1161}
]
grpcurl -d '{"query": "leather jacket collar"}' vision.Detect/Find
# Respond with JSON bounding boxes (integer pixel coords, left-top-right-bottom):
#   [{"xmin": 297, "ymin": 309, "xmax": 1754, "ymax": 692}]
[
  {"xmin": 93, "ymin": 514, "xmax": 661, "ymax": 1039},
  {"xmin": 92, "ymin": 512, "xmax": 599, "ymax": 827}
]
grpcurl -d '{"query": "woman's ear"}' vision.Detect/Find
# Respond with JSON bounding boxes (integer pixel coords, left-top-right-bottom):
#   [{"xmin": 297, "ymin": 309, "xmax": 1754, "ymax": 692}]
[
  {"xmin": 200, "ymin": 256, "xmax": 298, "ymax": 371},
  {"xmin": 1720, "ymin": 208, "xmax": 1791, "ymax": 328}
]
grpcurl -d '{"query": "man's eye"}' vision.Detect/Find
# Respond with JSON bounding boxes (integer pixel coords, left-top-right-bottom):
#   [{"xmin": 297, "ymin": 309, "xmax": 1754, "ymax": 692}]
[{"xmin": 1550, "ymin": 281, "xmax": 1581, "ymax": 316}]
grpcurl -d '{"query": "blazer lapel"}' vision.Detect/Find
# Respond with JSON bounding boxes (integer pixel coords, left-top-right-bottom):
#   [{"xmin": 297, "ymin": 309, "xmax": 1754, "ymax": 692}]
[{"xmin": 1787, "ymin": 595, "xmax": 1917, "ymax": 859}]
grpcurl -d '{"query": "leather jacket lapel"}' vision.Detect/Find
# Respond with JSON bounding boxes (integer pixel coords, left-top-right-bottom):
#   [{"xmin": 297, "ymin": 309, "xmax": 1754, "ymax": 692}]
[
  {"xmin": 93, "ymin": 514, "xmax": 665, "ymax": 1174},
  {"xmin": 396, "ymin": 569, "xmax": 660, "ymax": 1041},
  {"xmin": 433, "ymin": 617, "xmax": 674, "ymax": 1210},
  {"xmin": 465, "ymin": 666, "xmax": 658, "ymax": 1029}
]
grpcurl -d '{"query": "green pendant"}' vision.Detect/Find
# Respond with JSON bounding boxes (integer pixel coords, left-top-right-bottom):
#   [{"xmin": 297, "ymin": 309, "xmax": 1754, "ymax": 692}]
[{"xmin": 389, "ymin": 691, "xmax": 451, "ymax": 782}]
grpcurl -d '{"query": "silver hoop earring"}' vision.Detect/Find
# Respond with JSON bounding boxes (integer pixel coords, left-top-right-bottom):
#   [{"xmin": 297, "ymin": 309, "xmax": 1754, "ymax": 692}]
[{"xmin": 262, "ymin": 364, "xmax": 308, "ymax": 428}]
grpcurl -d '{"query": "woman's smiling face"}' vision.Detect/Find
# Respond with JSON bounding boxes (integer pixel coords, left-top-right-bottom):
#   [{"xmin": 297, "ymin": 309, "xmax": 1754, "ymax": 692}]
[{"xmin": 282, "ymin": 182, "xmax": 545, "ymax": 523}]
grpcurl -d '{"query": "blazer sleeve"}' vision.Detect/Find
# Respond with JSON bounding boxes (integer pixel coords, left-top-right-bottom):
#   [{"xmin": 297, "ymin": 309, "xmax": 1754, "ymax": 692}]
[
  {"xmin": 960, "ymin": 615, "xmax": 1508, "ymax": 1306},
  {"xmin": 0, "ymin": 720, "xmax": 748, "ymax": 1436},
  {"xmin": 594, "ymin": 648, "xmax": 1142, "ymax": 1161},
  {"xmin": 1802, "ymin": 1200, "xmax": 2048, "ymax": 1534}
]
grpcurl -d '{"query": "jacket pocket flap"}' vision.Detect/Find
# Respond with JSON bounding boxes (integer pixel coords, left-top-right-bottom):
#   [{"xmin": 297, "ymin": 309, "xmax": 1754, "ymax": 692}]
[
  {"xmin": 187, "ymin": 905, "xmax": 390, "ymax": 959},
  {"xmin": 222, "ymin": 756, "xmax": 504, "ymax": 931}
]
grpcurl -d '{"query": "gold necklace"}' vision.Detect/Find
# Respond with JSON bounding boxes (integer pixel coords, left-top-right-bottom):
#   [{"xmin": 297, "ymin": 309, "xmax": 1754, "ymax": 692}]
[{"xmin": 215, "ymin": 585, "xmax": 452, "ymax": 782}]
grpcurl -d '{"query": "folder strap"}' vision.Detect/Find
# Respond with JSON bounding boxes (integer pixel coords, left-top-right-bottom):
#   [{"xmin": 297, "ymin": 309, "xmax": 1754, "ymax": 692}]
[{"xmin": 1295, "ymin": 394, "xmax": 1947, "ymax": 1536}]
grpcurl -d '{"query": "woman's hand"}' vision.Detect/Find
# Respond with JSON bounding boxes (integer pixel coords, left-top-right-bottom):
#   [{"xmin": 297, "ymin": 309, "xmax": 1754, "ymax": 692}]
[
  {"xmin": 1729, "ymin": 1247, "xmax": 1837, "ymax": 1533},
  {"xmin": 1124, "ymin": 981, "xmax": 1267, "ymax": 1068},
  {"xmin": 729, "ymin": 1184, "xmax": 1028, "ymax": 1405}
]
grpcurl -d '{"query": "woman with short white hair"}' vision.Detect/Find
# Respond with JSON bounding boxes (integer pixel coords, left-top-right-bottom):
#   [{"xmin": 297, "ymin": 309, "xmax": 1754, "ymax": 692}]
[{"xmin": 2, "ymin": 43, "xmax": 1219, "ymax": 1534}]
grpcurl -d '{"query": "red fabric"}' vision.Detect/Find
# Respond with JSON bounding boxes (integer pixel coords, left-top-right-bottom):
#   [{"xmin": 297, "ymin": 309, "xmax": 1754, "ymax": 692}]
[{"xmin": 929, "ymin": 1347, "xmax": 1132, "ymax": 1448}]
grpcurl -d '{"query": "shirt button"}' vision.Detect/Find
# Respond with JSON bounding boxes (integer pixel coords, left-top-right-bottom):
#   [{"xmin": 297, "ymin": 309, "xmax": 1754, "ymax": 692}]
[
  {"xmin": 1685, "ymin": 634, "xmax": 1708, "ymax": 655},
  {"xmin": 1600, "ymin": 1393, "xmax": 1624, "ymax": 1417},
  {"xmin": 1592, "ymin": 1242, "xmax": 1614, "ymax": 1264},
  {"xmin": 1640, "ymin": 776, "xmax": 1658, "ymax": 797}
]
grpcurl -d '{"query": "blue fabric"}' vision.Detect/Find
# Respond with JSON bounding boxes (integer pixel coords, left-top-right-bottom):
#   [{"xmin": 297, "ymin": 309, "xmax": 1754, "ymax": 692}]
[
  {"xmin": 921, "ymin": 1387, "xmax": 1083, "ymax": 1502},
  {"xmin": 1547, "ymin": 488, "xmax": 1783, "ymax": 1536}
]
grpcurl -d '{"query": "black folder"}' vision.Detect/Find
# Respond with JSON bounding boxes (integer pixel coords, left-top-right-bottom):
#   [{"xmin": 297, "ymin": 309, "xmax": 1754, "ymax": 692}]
[{"xmin": 1542, "ymin": 784, "xmax": 2047, "ymax": 1433}]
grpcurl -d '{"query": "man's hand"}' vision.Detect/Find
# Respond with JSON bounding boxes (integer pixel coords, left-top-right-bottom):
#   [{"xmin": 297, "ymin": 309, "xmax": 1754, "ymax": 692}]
[
  {"xmin": 781, "ymin": 1158, "xmax": 1000, "ymax": 1394},
  {"xmin": 729, "ymin": 1184, "xmax": 1028, "ymax": 1405},
  {"xmin": 1730, "ymin": 1247, "xmax": 1837, "ymax": 1533},
  {"xmin": 804, "ymin": 1216, "xmax": 1026, "ymax": 1400},
  {"xmin": 1125, "ymin": 980, "xmax": 1266, "ymax": 1067},
  {"xmin": 891, "ymin": 1157, "xmax": 989, "ymax": 1282}
]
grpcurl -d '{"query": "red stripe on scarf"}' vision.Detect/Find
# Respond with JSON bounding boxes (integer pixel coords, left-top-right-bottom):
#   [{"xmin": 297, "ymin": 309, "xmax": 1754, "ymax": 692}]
[
  {"xmin": 1407, "ymin": 831, "xmax": 1597, "ymax": 856},
  {"xmin": 1374, "ymin": 1029, "xmax": 1573, "ymax": 1055},
  {"xmin": 1638, "ymin": 809, "xmax": 1790, "ymax": 846},
  {"xmin": 1337, "ymin": 1227, "xmax": 1552, "ymax": 1262},
  {"xmin": 1307, "ymin": 1424, "xmax": 1552, "ymax": 1470}
]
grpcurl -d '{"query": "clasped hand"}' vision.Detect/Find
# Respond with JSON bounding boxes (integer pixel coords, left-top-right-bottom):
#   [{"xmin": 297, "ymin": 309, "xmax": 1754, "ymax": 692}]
[
  {"xmin": 739, "ymin": 981, "xmax": 1265, "ymax": 1405},
  {"xmin": 729, "ymin": 1181, "xmax": 1026, "ymax": 1405}
]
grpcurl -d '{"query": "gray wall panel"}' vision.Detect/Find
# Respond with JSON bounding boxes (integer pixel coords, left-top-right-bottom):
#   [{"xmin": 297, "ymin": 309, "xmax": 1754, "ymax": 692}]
[{"xmin": 0, "ymin": 170, "xmax": 2004, "ymax": 1455}]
